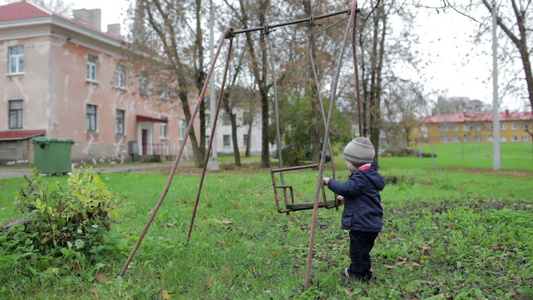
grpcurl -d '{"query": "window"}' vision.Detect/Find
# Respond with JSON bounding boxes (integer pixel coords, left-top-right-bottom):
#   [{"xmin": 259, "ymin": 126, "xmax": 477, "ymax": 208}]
[
  {"xmin": 9, "ymin": 46, "xmax": 24, "ymax": 74},
  {"xmin": 140, "ymin": 73, "xmax": 148, "ymax": 95},
  {"xmin": 463, "ymin": 125, "xmax": 470, "ymax": 131},
  {"xmin": 523, "ymin": 124, "xmax": 530, "ymax": 130},
  {"xmin": 463, "ymin": 136, "xmax": 470, "ymax": 143},
  {"xmin": 452, "ymin": 125, "xmax": 459, "ymax": 132},
  {"xmin": 86, "ymin": 104, "xmax": 97, "ymax": 132},
  {"xmin": 452, "ymin": 136, "xmax": 459, "ymax": 143},
  {"xmin": 161, "ymin": 86, "xmax": 169, "ymax": 100},
  {"xmin": 223, "ymin": 134, "xmax": 231, "ymax": 147},
  {"xmin": 116, "ymin": 64, "xmax": 126, "ymax": 88},
  {"xmin": 243, "ymin": 111, "xmax": 252, "ymax": 124},
  {"xmin": 441, "ymin": 125, "xmax": 449, "ymax": 132},
  {"xmin": 474, "ymin": 125, "xmax": 482, "ymax": 131},
  {"xmin": 500, "ymin": 136, "xmax": 507, "ymax": 142},
  {"xmin": 488, "ymin": 136, "xmax": 493, "ymax": 142},
  {"xmin": 86, "ymin": 54, "xmax": 98, "ymax": 81},
  {"xmin": 441, "ymin": 137, "xmax": 449, "ymax": 143},
  {"xmin": 179, "ymin": 120, "xmax": 186, "ymax": 141},
  {"xmin": 161, "ymin": 123, "xmax": 168, "ymax": 139},
  {"xmin": 9, "ymin": 100, "xmax": 23, "ymax": 129},
  {"xmin": 474, "ymin": 136, "xmax": 482, "ymax": 143},
  {"xmin": 222, "ymin": 113, "xmax": 231, "ymax": 125},
  {"xmin": 205, "ymin": 136, "xmax": 210, "ymax": 148},
  {"xmin": 487, "ymin": 124, "xmax": 493, "ymax": 130},
  {"xmin": 511, "ymin": 123, "xmax": 518, "ymax": 130},
  {"xmin": 511, "ymin": 136, "xmax": 518, "ymax": 142},
  {"xmin": 500, "ymin": 124, "xmax": 507, "ymax": 130},
  {"xmin": 116, "ymin": 109, "xmax": 125, "ymax": 135},
  {"xmin": 243, "ymin": 134, "xmax": 248, "ymax": 146},
  {"xmin": 523, "ymin": 136, "xmax": 531, "ymax": 142}
]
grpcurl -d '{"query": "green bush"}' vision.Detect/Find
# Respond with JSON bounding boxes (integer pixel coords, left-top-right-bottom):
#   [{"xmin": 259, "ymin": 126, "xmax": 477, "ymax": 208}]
[{"xmin": 0, "ymin": 168, "xmax": 125, "ymax": 274}]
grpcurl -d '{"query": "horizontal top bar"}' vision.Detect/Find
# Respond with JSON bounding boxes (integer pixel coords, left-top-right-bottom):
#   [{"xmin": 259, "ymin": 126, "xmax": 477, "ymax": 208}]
[{"xmin": 231, "ymin": 8, "xmax": 354, "ymax": 36}]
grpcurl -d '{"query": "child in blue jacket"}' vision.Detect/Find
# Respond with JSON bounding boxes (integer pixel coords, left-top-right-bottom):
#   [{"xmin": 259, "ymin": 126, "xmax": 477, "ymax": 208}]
[{"xmin": 323, "ymin": 137, "xmax": 385, "ymax": 281}]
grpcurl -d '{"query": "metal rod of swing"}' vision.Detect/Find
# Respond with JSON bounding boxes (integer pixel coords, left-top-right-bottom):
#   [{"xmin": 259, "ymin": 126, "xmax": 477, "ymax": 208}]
[
  {"xmin": 119, "ymin": 28, "xmax": 233, "ymax": 277},
  {"xmin": 352, "ymin": 7, "xmax": 363, "ymax": 137},
  {"xmin": 187, "ymin": 37, "xmax": 234, "ymax": 244},
  {"xmin": 304, "ymin": 0, "xmax": 358, "ymax": 290},
  {"xmin": 265, "ymin": 25, "xmax": 290, "ymax": 213},
  {"xmin": 308, "ymin": 18, "xmax": 337, "ymax": 183},
  {"xmin": 233, "ymin": 9, "xmax": 351, "ymax": 35}
]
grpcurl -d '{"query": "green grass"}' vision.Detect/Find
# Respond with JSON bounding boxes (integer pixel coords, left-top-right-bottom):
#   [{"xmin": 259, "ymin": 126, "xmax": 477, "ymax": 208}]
[
  {"xmin": 387, "ymin": 142, "xmax": 533, "ymax": 170},
  {"xmin": 0, "ymin": 155, "xmax": 532, "ymax": 299}
]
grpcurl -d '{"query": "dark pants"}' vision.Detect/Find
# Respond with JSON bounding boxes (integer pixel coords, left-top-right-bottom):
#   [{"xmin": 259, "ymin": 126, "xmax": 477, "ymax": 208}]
[{"xmin": 348, "ymin": 230, "xmax": 379, "ymax": 281}]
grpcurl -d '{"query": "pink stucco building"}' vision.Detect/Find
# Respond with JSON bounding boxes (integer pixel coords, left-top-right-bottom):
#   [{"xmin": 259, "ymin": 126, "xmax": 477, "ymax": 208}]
[{"xmin": 0, "ymin": 1, "xmax": 192, "ymax": 165}]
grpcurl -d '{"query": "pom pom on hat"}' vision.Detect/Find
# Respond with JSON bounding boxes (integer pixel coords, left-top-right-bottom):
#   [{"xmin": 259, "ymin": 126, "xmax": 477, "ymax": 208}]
[{"xmin": 343, "ymin": 137, "xmax": 375, "ymax": 166}]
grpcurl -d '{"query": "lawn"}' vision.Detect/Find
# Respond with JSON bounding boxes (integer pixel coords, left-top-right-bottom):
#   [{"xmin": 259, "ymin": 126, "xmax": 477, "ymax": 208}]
[{"xmin": 0, "ymin": 149, "xmax": 532, "ymax": 299}]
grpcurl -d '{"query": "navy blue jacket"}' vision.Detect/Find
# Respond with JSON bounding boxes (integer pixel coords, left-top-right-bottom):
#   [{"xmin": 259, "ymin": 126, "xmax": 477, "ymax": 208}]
[{"xmin": 326, "ymin": 165, "xmax": 385, "ymax": 232}]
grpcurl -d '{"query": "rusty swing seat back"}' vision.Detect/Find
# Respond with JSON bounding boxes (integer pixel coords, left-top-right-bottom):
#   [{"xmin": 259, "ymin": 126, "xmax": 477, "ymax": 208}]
[{"xmin": 270, "ymin": 164, "xmax": 343, "ymax": 213}]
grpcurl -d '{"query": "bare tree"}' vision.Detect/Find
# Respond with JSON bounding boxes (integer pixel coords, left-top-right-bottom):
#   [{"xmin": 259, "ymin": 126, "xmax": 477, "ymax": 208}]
[
  {"xmin": 133, "ymin": 0, "xmax": 210, "ymax": 167},
  {"xmin": 479, "ymin": 0, "xmax": 533, "ymax": 111}
]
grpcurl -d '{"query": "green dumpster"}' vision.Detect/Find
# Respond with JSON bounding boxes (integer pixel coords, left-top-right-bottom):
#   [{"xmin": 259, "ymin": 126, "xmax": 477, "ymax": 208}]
[{"xmin": 32, "ymin": 137, "xmax": 74, "ymax": 174}]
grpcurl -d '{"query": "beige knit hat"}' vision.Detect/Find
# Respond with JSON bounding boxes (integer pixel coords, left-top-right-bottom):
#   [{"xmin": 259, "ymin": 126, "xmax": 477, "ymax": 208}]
[{"xmin": 343, "ymin": 137, "xmax": 375, "ymax": 166}]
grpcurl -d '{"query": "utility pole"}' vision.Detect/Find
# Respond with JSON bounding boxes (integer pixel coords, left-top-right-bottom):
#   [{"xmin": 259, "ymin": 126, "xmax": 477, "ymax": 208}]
[
  {"xmin": 492, "ymin": 0, "xmax": 501, "ymax": 171},
  {"xmin": 208, "ymin": 0, "xmax": 219, "ymax": 171}
]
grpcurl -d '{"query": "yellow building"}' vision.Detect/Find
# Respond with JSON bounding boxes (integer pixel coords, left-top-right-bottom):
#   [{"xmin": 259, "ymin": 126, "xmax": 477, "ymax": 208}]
[{"xmin": 423, "ymin": 111, "xmax": 533, "ymax": 145}]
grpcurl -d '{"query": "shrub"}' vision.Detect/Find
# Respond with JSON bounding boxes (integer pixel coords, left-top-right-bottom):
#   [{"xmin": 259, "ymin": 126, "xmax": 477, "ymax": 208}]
[{"xmin": 0, "ymin": 168, "xmax": 125, "ymax": 273}]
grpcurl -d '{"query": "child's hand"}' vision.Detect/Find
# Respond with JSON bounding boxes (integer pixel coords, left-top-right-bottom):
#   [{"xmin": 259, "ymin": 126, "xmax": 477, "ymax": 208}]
[
  {"xmin": 337, "ymin": 195, "xmax": 344, "ymax": 201},
  {"xmin": 322, "ymin": 177, "xmax": 330, "ymax": 185}
]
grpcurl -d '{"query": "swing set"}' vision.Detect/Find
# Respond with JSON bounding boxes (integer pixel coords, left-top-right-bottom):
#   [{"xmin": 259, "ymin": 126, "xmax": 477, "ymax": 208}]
[{"xmin": 120, "ymin": 1, "xmax": 363, "ymax": 290}]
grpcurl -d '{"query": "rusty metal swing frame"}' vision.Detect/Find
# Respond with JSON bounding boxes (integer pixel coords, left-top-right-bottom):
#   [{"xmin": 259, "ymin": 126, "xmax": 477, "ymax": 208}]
[{"xmin": 120, "ymin": 1, "xmax": 362, "ymax": 292}]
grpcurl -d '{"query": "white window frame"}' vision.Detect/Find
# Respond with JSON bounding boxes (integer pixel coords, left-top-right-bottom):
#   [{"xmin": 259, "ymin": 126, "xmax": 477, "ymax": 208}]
[
  {"xmin": 522, "ymin": 124, "xmax": 530, "ymax": 130},
  {"xmin": 487, "ymin": 124, "xmax": 493, "ymax": 130},
  {"xmin": 179, "ymin": 120, "xmax": 186, "ymax": 141},
  {"xmin": 161, "ymin": 86, "xmax": 169, "ymax": 100},
  {"xmin": 452, "ymin": 136, "xmax": 459, "ymax": 143},
  {"xmin": 9, "ymin": 100, "xmax": 23, "ymax": 129},
  {"xmin": 160, "ymin": 123, "xmax": 168, "ymax": 140},
  {"xmin": 522, "ymin": 136, "xmax": 531, "ymax": 142},
  {"xmin": 474, "ymin": 136, "xmax": 482, "ymax": 143},
  {"xmin": 8, "ymin": 46, "xmax": 24, "ymax": 75},
  {"xmin": 223, "ymin": 134, "xmax": 231, "ymax": 147},
  {"xmin": 116, "ymin": 109, "xmax": 125, "ymax": 135},
  {"xmin": 511, "ymin": 123, "xmax": 518, "ymax": 130},
  {"xmin": 500, "ymin": 136, "xmax": 507, "ymax": 142},
  {"xmin": 463, "ymin": 125, "xmax": 470, "ymax": 131},
  {"xmin": 243, "ymin": 134, "xmax": 248, "ymax": 146},
  {"xmin": 463, "ymin": 136, "xmax": 470, "ymax": 143},
  {"xmin": 441, "ymin": 137, "xmax": 449, "ymax": 143},
  {"xmin": 511, "ymin": 136, "xmax": 518, "ymax": 142},
  {"xmin": 140, "ymin": 73, "xmax": 149, "ymax": 95},
  {"xmin": 116, "ymin": 64, "xmax": 126, "ymax": 89},
  {"xmin": 441, "ymin": 125, "xmax": 449, "ymax": 132},
  {"xmin": 500, "ymin": 123, "xmax": 507, "ymax": 130},
  {"xmin": 86, "ymin": 54, "xmax": 98, "ymax": 82},
  {"xmin": 474, "ymin": 125, "xmax": 482, "ymax": 131},
  {"xmin": 86, "ymin": 104, "xmax": 97, "ymax": 132},
  {"xmin": 452, "ymin": 125, "xmax": 459, "ymax": 132}
]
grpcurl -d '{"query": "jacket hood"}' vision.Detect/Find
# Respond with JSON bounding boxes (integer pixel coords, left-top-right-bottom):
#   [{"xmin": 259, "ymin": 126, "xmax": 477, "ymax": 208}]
[{"xmin": 360, "ymin": 168, "xmax": 385, "ymax": 191}]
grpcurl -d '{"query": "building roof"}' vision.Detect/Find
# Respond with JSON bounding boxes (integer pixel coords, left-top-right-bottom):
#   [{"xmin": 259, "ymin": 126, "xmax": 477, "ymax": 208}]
[
  {"xmin": 0, "ymin": 130, "xmax": 46, "ymax": 141},
  {"xmin": 425, "ymin": 111, "xmax": 533, "ymax": 123},
  {"xmin": 0, "ymin": 1, "xmax": 52, "ymax": 22},
  {"xmin": 0, "ymin": 1, "xmax": 122, "ymax": 39}
]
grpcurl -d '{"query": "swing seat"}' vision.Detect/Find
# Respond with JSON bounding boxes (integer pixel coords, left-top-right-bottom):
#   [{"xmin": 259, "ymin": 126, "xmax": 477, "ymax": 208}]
[
  {"xmin": 270, "ymin": 164, "xmax": 342, "ymax": 213},
  {"xmin": 286, "ymin": 198, "xmax": 344, "ymax": 211}
]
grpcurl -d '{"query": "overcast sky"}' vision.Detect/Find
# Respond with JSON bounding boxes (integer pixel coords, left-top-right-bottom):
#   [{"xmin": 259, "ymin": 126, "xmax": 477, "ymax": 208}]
[{"xmin": 1, "ymin": 0, "xmax": 526, "ymax": 111}]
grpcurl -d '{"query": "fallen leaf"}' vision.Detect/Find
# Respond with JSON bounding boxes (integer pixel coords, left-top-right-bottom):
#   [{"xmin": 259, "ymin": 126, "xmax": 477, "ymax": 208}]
[
  {"xmin": 95, "ymin": 272, "xmax": 107, "ymax": 283},
  {"xmin": 345, "ymin": 287, "xmax": 352, "ymax": 295},
  {"xmin": 221, "ymin": 266, "xmax": 232, "ymax": 275},
  {"xmin": 165, "ymin": 223, "xmax": 174, "ymax": 227},
  {"xmin": 89, "ymin": 289, "xmax": 100, "ymax": 300},
  {"xmin": 162, "ymin": 289, "xmax": 171, "ymax": 300},
  {"xmin": 386, "ymin": 265, "xmax": 395, "ymax": 270}
]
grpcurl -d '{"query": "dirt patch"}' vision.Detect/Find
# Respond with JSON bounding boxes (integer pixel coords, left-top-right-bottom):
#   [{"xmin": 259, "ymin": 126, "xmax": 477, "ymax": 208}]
[{"xmin": 435, "ymin": 167, "xmax": 533, "ymax": 177}]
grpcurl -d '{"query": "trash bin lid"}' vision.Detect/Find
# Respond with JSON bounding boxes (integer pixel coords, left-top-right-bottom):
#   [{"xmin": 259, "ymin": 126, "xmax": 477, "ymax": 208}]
[{"xmin": 32, "ymin": 137, "xmax": 75, "ymax": 144}]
